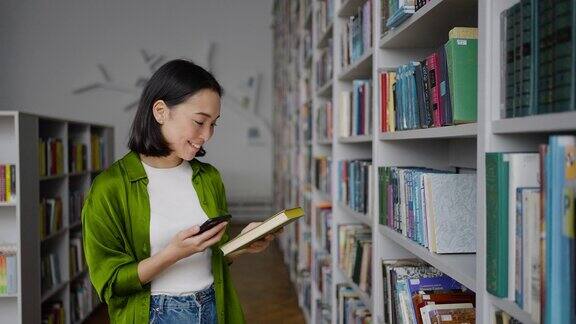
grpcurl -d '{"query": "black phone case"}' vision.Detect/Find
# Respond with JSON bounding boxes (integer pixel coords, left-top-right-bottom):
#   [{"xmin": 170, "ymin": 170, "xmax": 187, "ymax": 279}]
[{"xmin": 197, "ymin": 215, "xmax": 231, "ymax": 234}]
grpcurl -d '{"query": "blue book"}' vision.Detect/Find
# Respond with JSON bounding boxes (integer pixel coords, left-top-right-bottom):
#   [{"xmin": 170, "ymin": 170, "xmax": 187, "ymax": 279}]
[{"xmin": 546, "ymin": 136, "xmax": 576, "ymax": 324}]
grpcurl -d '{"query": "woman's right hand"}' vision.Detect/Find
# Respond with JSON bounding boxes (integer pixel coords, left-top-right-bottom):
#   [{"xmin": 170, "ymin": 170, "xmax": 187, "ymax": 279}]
[
  {"xmin": 138, "ymin": 221, "xmax": 228, "ymax": 285},
  {"xmin": 163, "ymin": 222, "xmax": 228, "ymax": 263}
]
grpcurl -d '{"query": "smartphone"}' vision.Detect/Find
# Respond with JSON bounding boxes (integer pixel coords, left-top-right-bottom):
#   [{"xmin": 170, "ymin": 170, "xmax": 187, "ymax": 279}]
[{"xmin": 196, "ymin": 214, "xmax": 232, "ymax": 235}]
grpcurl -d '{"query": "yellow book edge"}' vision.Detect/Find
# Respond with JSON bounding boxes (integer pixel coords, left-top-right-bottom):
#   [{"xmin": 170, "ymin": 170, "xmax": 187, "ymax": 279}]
[{"xmin": 221, "ymin": 207, "xmax": 304, "ymax": 256}]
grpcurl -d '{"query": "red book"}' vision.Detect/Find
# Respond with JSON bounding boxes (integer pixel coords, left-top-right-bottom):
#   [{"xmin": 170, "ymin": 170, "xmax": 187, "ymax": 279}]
[
  {"xmin": 380, "ymin": 71, "xmax": 388, "ymax": 132},
  {"xmin": 0, "ymin": 164, "xmax": 5, "ymax": 202},
  {"xmin": 426, "ymin": 53, "xmax": 442, "ymax": 127}
]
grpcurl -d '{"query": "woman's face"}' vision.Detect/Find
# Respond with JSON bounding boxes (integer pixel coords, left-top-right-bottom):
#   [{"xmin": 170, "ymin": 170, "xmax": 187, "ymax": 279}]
[{"xmin": 156, "ymin": 89, "xmax": 221, "ymax": 161}]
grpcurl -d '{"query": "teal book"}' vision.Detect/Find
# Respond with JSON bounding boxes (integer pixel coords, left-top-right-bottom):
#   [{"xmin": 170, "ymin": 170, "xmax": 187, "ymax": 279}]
[
  {"xmin": 445, "ymin": 36, "xmax": 478, "ymax": 124},
  {"xmin": 485, "ymin": 153, "xmax": 509, "ymax": 297}
]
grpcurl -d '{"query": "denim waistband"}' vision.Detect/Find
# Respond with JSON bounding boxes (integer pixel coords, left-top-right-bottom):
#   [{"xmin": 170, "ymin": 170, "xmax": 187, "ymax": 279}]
[{"xmin": 151, "ymin": 283, "xmax": 215, "ymax": 307}]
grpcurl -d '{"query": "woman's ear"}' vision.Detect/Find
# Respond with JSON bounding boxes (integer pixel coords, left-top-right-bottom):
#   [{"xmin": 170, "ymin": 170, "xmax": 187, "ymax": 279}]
[{"xmin": 152, "ymin": 100, "xmax": 168, "ymax": 124}]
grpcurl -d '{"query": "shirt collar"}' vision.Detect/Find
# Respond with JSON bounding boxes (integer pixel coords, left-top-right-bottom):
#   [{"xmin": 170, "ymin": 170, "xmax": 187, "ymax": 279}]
[{"xmin": 122, "ymin": 151, "xmax": 204, "ymax": 182}]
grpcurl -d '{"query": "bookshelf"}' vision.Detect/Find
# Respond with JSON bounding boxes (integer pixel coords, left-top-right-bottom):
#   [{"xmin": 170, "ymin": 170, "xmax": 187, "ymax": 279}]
[
  {"xmin": 274, "ymin": 0, "xmax": 575, "ymax": 323},
  {"xmin": 0, "ymin": 111, "xmax": 113, "ymax": 324}
]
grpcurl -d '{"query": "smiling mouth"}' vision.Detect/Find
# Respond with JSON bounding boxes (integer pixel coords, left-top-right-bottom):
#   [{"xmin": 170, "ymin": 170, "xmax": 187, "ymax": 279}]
[{"xmin": 189, "ymin": 141, "xmax": 202, "ymax": 149}]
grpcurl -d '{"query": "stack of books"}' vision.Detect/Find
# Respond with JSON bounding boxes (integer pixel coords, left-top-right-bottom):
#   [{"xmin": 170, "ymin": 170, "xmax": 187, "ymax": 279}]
[
  {"xmin": 39, "ymin": 197, "xmax": 63, "ymax": 239},
  {"xmin": 91, "ymin": 134, "xmax": 107, "ymax": 171},
  {"xmin": 68, "ymin": 142, "xmax": 87, "ymax": 173},
  {"xmin": 69, "ymin": 233, "xmax": 85, "ymax": 278},
  {"xmin": 316, "ymin": 40, "xmax": 334, "ymax": 89},
  {"xmin": 337, "ymin": 283, "xmax": 372, "ymax": 323},
  {"xmin": 314, "ymin": 156, "xmax": 332, "ymax": 195},
  {"xmin": 314, "ymin": 202, "xmax": 332, "ymax": 253},
  {"xmin": 338, "ymin": 224, "xmax": 372, "ymax": 295},
  {"xmin": 39, "ymin": 138, "xmax": 64, "ymax": 176},
  {"xmin": 41, "ymin": 252, "xmax": 61, "ymax": 293},
  {"xmin": 341, "ymin": 0, "xmax": 373, "ymax": 68},
  {"xmin": 316, "ymin": 101, "xmax": 333, "ymax": 142},
  {"xmin": 0, "ymin": 244, "xmax": 17, "ymax": 295},
  {"xmin": 69, "ymin": 190, "xmax": 85, "ymax": 226}
]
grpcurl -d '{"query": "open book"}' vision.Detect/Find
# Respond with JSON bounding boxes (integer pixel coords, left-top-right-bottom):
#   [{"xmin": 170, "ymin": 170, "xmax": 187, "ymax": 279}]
[{"xmin": 221, "ymin": 207, "xmax": 304, "ymax": 256}]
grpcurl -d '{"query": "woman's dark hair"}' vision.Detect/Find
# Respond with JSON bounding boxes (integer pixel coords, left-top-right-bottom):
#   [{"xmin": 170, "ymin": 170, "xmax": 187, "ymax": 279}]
[{"xmin": 128, "ymin": 59, "xmax": 223, "ymax": 157}]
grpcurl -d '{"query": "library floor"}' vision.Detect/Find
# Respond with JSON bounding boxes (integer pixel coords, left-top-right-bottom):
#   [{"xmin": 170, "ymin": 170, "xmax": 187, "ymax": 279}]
[{"xmin": 86, "ymin": 224, "xmax": 305, "ymax": 323}]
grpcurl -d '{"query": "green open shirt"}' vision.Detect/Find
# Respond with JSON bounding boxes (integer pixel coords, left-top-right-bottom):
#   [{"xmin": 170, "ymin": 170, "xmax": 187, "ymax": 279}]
[{"xmin": 82, "ymin": 151, "xmax": 245, "ymax": 323}]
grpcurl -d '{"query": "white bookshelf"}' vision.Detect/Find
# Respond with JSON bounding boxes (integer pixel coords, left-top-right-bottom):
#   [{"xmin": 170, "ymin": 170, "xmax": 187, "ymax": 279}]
[
  {"xmin": 275, "ymin": 0, "xmax": 576, "ymax": 323},
  {"xmin": 0, "ymin": 111, "xmax": 113, "ymax": 324}
]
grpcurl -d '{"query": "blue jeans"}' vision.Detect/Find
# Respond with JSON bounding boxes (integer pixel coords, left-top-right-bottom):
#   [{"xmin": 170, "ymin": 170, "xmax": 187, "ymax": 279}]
[{"xmin": 149, "ymin": 284, "xmax": 216, "ymax": 324}]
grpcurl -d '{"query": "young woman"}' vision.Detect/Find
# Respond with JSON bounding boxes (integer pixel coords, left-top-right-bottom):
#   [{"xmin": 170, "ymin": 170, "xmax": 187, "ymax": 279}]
[{"xmin": 82, "ymin": 59, "xmax": 276, "ymax": 323}]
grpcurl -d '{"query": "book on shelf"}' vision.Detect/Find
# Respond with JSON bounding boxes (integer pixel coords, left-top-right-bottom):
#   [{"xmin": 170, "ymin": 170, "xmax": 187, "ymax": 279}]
[
  {"xmin": 421, "ymin": 303, "xmax": 474, "ymax": 324},
  {"xmin": 316, "ymin": 40, "xmax": 334, "ymax": 89},
  {"xmin": 338, "ymin": 224, "xmax": 372, "ymax": 295},
  {"xmin": 41, "ymin": 252, "xmax": 61, "ymax": 293},
  {"xmin": 0, "ymin": 244, "xmax": 17, "ymax": 295},
  {"xmin": 39, "ymin": 197, "xmax": 63, "ymax": 239},
  {"xmin": 69, "ymin": 190, "xmax": 85, "ymax": 226},
  {"xmin": 42, "ymin": 300, "xmax": 65, "ymax": 324},
  {"xmin": 378, "ymin": 167, "xmax": 477, "ymax": 253},
  {"xmin": 0, "ymin": 164, "xmax": 16, "ymax": 202},
  {"xmin": 502, "ymin": 0, "xmax": 576, "ymax": 118},
  {"xmin": 68, "ymin": 142, "xmax": 87, "ymax": 173},
  {"xmin": 445, "ymin": 30, "xmax": 478, "ymax": 124},
  {"xmin": 314, "ymin": 156, "xmax": 332, "ymax": 195},
  {"xmin": 69, "ymin": 233, "xmax": 85, "ymax": 277},
  {"xmin": 39, "ymin": 138, "xmax": 64, "ymax": 177},
  {"xmin": 485, "ymin": 135, "xmax": 576, "ymax": 323},
  {"xmin": 340, "ymin": 0, "xmax": 372, "ymax": 68},
  {"xmin": 336, "ymin": 283, "xmax": 372, "ymax": 324},
  {"xmin": 386, "ymin": 0, "xmax": 416, "ymax": 28},
  {"xmin": 338, "ymin": 159, "xmax": 373, "ymax": 215},
  {"xmin": 494, "ymin": 309, "xmax": 523, "ymax": 324},
  {"xmin": 71, "ymin": 276, "xmax": 97, "ymax": 323},
  {"xmin": 91, "ymin": 134, "xmax": 107, "ymax": 171},
  {"xmin": 316, "ymin": 101, "xmax": 333, "ymax": 141},
  {"xmin": 339, "ymin": 79, "xmax": 373, "ymax": 137},
  {"xmin": 316, "ymin": 0, "xmax": 334, "ymax": 38},
  {"xmin": 381, "ymin": 259, "xmax": 475, "ymax": 324},
  {"xmin": 378, "ymin": 27, "xmax": 478, "ymax": 132},
  {"xmin": 220, "ymin": 207, "xmax": 305, "ymax": 256},
  {"xmin": 313, "ymin": 202, "xmax": 332, "ymax": 253}
]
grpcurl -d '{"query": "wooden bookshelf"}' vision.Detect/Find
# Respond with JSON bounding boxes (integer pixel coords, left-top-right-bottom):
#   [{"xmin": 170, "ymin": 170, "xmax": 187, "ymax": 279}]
[{"xmin": 0, "ymin": 111, "xmax": 113, "ymax": 324}]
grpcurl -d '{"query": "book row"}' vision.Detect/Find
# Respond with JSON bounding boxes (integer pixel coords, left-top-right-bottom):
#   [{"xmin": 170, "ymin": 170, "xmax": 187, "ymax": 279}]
[
  {"xmin": 71, "ymin": 276, "xmax": 98, "ymax": 323},
  {"xmin": 0, "ymin": 244, "xmax": 17, "ymax": 295},
  {"xmin": 382, "ymin": 259, "xmax": 475, "ymax": 324},
  {"xmin": 41, "ymin": 251, "xmax": 61, "ymax": 294},
  {"xmin": 503, "ymin": 0, "xmax": 576, "ymax": 118},
  {"xmin": 91, "ymin": 134, "xmax": 108, "ymax": 172},
  {"xmin": 337, "ymin": 159, "xmax": 374, "ymax": 216},
  {"xmin": 378, "ymin": 167, "xmax": 477, "ymax": 254},
  {"xmin": 39, "ymin": 138, "xmax": 64, "ymax": 177},
  {"xmin": 337, "ymin": 283, "xmax": 372, "ymax": 324},
  {"xmin": 316, "ymin": 40, "xmax": 334, "ymax": 89},
  {"xmin": 69, "ymin": 190, "xmax": 85, "ymax": 226},
  {"xmin": 39, "ymin": 197, "xmax": 63, "ymax": 240},
  {"xmin": 42, "ymin": 300, "xmax": 65, "ymax": 324},
  {"xmin": 379, "ymin": 27, "xmax": 478, "ymax": 132},
  {"xmin": 340, "ymin": 0, "xmax": 373, "ymax": 68},
  {"xmin": 69, "ymin": 234, "xmax": 85, "ymax": 278},
  {"xmin": 314, "ymin": 203, "xmax": 332, "ymax": 254},
  {"xmin": 338, "ymin": 224, "xmax": 372, "ymax": 296},
  {"xmin": 68, "ymin": 142, "xmax": 87, "ymax": 174},
  {"xmin": 485, "ymin": 135, "xmax": 576, "ymax": 324},
  {"xmin": 340, "ymin": 79, "xmax": 373, "ymax": 137},
  {"xmin": 314, "ymin": 156, "xmax": 332, "ymax": 196},
  {"xmin": 316, "ymin": 0, "xmax": 334, "ymax": 43},
  {"xmin": 0, "ymin": 164, "xmax": 16, "ymax": 202},
  {"xmin": 316, "ymin": 100, "xmax": 333, "ymax": 142}
]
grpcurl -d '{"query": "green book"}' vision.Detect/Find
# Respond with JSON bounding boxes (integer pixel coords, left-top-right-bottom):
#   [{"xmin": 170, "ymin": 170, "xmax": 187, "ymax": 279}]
[
  {"xmin": 445, "ymin": 36, "xmax": 478, "ymax": 124},
  {"xmin": 485, "ymin": 153, "xmax": 509, "ymax": 297}
]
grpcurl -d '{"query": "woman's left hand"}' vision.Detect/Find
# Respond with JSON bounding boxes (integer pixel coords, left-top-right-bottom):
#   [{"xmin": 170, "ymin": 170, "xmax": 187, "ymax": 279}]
[{"xmin": 240, "ymin": 222, "xmax": 283, "ymax": 254}]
